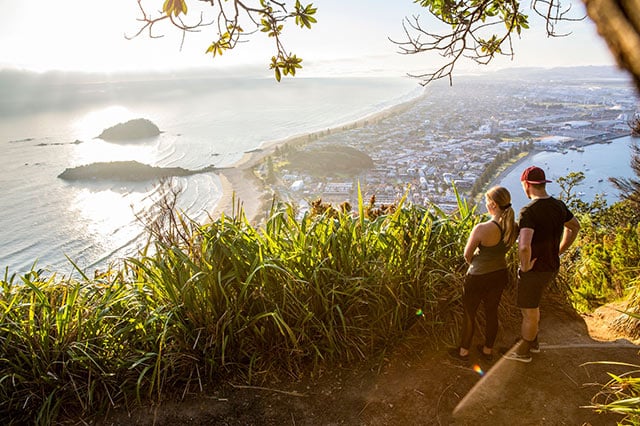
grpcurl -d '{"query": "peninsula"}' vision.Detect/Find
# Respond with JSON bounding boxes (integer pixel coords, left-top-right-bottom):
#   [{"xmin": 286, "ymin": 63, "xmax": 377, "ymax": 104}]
[{"xmin": 58, "ymin": 160, "xmax": 218, "ymax": 182}]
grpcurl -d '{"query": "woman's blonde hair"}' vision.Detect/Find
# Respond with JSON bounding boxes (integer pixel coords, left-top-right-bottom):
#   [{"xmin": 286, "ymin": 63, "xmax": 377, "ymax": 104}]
[{"xmin": 486, "ymin": 186, "xmax": 517, "ymax": 246}]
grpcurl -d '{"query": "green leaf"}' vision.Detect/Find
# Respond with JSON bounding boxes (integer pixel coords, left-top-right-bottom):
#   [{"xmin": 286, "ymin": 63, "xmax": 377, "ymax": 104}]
[{"xmin": 162, "ymin": 0, "xmax": 187, "ymax": 17}]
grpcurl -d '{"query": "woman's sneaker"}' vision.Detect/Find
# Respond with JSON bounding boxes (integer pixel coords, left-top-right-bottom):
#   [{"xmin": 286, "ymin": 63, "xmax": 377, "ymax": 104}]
[
  {"xmin": 447, "ymin": 347, "xmax": 470, "ymax": 362},
  {"xmin": 476, "ymin": 344, "xmax": 494, "ymax": 361}
]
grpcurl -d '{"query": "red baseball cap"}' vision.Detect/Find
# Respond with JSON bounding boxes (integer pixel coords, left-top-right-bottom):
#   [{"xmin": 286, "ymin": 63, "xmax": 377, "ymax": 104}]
[{"xmin": 521, "ymin": 166, "xmax": 552, "ymax": 184}]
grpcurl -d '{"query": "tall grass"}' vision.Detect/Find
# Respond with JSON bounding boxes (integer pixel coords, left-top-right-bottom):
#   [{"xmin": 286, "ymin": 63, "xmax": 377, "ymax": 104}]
[
  {"xmin": 0, "ymin": 191, "xmax": 477, "ymax": 424},
  {"xmin": 587, "ymin": 361, "xmax": 640, "ymax": 424},
  {"xmin": 567, "ymin": 216, "xmax": 640, "ymax": 313},
  {"xmin": 0, "ymin": 267, "xmax": 166, "ymax": 424},
  {"xmin": 561, "ymin": 200, "xmax": 640, "ymax": 424}
]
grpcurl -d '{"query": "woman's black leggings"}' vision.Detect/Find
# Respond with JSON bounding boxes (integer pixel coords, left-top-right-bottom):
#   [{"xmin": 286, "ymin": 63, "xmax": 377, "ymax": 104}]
[{"xmin": 459, "ymin": 268, "xmax": 509, "ymax": 350}]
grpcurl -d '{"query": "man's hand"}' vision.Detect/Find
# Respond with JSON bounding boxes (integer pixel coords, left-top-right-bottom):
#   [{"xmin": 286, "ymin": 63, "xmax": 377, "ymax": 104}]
[{"xmin": 520, "ymin": 257, "xmax": 537, "ymax": 272}]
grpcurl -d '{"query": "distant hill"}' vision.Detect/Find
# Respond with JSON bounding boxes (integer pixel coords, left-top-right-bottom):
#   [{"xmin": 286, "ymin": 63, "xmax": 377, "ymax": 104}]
[
  {"xmin": 287, "ymin": 145, "xmax": 374, "ymax": 176},
  {"xmin": 0, "ymin": 66, "xmax": 633, "ymax": 117},
  {"xmin": 97, "ymin": 118, "xmax": 160, "ymax": 142},
  {"xmin": 486, "ymin": 65, "xmax": 631, "ymax": 82}
]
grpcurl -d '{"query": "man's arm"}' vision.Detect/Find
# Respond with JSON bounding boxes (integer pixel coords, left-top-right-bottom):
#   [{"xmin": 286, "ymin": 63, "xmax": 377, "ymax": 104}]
[
  {"xmin": 559, "ymin": 216, "xmax": 581, "ymax": 255},
  {"xmin": 518, "ymin": 227, "xmax": 535, "ymax": 272}
]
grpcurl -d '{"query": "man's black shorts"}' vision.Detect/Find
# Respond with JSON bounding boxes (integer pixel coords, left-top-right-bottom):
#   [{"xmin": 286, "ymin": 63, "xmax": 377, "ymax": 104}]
[{"xmin": 517, "ymin": 270, "xmax": 557, "ymax": 309}]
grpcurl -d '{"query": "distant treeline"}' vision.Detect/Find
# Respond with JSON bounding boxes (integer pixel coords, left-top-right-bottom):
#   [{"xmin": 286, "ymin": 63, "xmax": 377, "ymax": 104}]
[{"xmin": 469, "ymin": 140, "xmax": 533, "ymax": 197}]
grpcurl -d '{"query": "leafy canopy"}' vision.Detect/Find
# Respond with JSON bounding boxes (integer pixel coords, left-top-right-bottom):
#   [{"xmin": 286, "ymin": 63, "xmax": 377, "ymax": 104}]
[
  {"xmin": 394, "ymin": 0, "xmax": 583, "ymax": 85},
  {"xmin": 133, "ymin": 0, "xmax": 558, "ymax": 83},
  {"xmin": 132, "ymin": 1, "xmax": 640, "ymax": 89},
  {"xmin": 132, "ymin": 0, "xmax": 316, "ymax": 82}
]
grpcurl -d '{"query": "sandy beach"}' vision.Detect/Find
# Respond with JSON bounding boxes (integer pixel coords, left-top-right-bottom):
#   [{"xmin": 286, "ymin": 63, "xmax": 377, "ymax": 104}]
[{"xmin": 211, "ymin": 90, "xmax": 426, "ymax": 224}]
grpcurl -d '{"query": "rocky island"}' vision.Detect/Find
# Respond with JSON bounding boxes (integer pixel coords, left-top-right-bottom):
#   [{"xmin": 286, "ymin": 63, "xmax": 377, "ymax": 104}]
[
  {"xmin": 58, "ymin": 160, "xmax": 218, "ymax": 182},
  {"xmin": 98, "ymin": 118, "xmax": 161, "ymax": 141}
]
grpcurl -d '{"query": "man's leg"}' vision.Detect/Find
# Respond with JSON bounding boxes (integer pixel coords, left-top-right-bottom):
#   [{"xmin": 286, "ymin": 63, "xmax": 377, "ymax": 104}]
[
  {"xmin": 517, "ymin": 307, "xmax": 540, "ymax": 355},
  {"xmin": 504, "ymin": 270, "xmax": 547, "ymax": 362},
  {"xmin": 521, "ymin": 307, "xmax": 539, "ymax": 340}
]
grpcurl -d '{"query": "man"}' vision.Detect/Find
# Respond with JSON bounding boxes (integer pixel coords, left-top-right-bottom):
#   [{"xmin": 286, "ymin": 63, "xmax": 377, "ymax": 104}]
[{"xmin": 504, "ymin": 166, "xmax": 581, "ymax": 363}]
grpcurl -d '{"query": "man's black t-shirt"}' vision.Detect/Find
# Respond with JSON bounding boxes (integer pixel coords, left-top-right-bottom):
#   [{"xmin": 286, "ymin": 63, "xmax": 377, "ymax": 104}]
[{"xmin": 518, "ymin": 197, "xmax": 574, "ymax": 272}]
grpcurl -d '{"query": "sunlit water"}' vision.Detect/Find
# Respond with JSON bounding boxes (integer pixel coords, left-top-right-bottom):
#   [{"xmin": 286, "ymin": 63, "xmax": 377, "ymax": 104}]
[{"xmin": 0, "ymin": 75, "xmax": 422, "ymax": 275}]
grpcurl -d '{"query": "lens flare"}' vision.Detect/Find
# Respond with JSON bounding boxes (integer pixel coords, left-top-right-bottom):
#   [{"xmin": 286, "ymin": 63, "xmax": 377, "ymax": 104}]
[
  {"xmin": 473, "ymin": 364, "xmax": 484, "ymax": 376},
  {"xmin": 415, "ymin": 308, "xmax": 424, "ymax": 316}
]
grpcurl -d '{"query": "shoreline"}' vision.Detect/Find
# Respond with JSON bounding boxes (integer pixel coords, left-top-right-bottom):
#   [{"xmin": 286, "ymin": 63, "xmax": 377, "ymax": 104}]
[
  {"xmin": 211, "ymin": 92, "xmax": 632, "ymax": 223},
  {"xmin": 487, "ymin": 151, "xmax": 533, "ymax": 192},
  {"xmin": 211, "ymin": 88, "xmax": 426, "ymax": 223}
]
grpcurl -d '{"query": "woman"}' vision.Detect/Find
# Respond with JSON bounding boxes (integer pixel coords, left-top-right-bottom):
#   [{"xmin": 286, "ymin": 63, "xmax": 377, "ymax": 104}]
[{"xmin": 449, "ymin": 186, "xmax": 517, "ymax": 362}]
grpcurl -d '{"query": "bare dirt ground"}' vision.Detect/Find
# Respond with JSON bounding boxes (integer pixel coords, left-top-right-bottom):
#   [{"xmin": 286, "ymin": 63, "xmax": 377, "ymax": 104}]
[{"xmin": 97, "ymin": 294, "xmax": 640, "ymax": 426}]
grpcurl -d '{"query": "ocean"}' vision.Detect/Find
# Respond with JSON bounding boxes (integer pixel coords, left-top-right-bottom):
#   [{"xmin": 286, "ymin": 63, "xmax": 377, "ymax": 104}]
[{"xmin": 0, "ymin": 72, "xmax": 422, "ymax": 275}]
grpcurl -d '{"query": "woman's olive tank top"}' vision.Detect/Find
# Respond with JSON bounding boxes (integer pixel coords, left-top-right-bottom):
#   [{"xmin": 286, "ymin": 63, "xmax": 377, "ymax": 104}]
[{"xmin": 467, "ymin": 221, "xmax": 509, "ymax": 275}]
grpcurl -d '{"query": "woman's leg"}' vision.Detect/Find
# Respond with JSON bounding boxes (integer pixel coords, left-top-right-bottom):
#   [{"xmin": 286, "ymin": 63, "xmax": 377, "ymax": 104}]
[
  {"xmin": 482, "ymin": 269, "xmax": 508, "ymax": 349},
  {"xmin": 460, "ymin": 274, "xmax": 483, "ymax": 351}
]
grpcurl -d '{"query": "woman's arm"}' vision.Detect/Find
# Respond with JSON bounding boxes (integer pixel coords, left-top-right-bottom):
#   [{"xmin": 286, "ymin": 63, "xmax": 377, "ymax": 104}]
[{"xmin": 464, "ymin": 225, "xmax": 482, "ymax": 265}]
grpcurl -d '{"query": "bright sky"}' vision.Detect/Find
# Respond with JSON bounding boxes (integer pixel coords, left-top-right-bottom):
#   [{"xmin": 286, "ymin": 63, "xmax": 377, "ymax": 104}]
[{"xmin": 0, "ymin": 0, "xmax": 617, "ymax": 77}]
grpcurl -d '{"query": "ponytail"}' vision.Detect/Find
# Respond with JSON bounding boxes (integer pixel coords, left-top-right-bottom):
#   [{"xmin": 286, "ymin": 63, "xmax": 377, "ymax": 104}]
[
  {"xmin": 498, "ymin": 207, "xmax": 517, "ymax": 246},
  {"xmin": 486, "ymin": 186, "xmax": 518, "ymax": 246}
]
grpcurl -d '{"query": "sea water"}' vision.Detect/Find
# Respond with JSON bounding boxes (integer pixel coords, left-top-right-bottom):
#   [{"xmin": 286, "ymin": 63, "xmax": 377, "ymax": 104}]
[
  {"xmin": 0, "ymin": 73, "xmax": 422, "ymax": 275},
  {"xmin": 496, "ymin": 136, "xmax": 637, "ymax": 213}
]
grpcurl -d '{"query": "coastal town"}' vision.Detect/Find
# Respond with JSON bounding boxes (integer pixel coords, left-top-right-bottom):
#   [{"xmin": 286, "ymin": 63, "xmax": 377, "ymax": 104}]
[{"xmin": 255, "ymin": 70, "xmax": 639, "ymax": 213}]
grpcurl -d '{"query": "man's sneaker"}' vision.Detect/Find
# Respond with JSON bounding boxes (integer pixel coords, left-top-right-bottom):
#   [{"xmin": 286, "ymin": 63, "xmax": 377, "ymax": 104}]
[
  {"xmin": 503, "ymin": 351, "xmax": 532, "ymax": 363},
  {"xmin": 514, "ymin": 337, "xmax": 540, "ymax": 354},
  {"xmin": 530, "ymin": 342, "xmax": 540, "ymax": 353},
  {"xmin": 515, "ymin": 337, "xmax": 540, "ymax": 353}
]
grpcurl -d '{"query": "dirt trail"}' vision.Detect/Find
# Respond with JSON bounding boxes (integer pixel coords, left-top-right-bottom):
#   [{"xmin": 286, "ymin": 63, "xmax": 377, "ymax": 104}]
[
  {"xmin": 99, "ymin": 300, "xmax": 640, "ymax": 426},
  {"xmin": 450, "ymin": 306, "xmax": 639, "ymax": 425}
]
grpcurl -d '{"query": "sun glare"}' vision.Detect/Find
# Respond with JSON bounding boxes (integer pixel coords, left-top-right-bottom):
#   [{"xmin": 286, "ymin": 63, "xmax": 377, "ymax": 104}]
[
  {"xmin": 70, "ymin": 187, "xmax": 153, "ymax": 247},
  {"xmin": 70, "ymin": 106, "xmax": 163, "ymax": 166},
  {"xmin": 72, "ymin": 106, "xmax": 137, "ymax": 140}
]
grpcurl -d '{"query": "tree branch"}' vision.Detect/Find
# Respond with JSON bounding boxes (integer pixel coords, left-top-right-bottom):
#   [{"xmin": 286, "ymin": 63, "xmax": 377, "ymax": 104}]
[
  {"xmin": 130, "ymin": 0, "xmax": 316, "ymax": 81},
  {"xmin": 391, "ymin": 0, "xmax": 523, "ymax": 85},
  {"xmin": 585, "ymin": 0, "xmax": 640, "ymax": 92}
]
